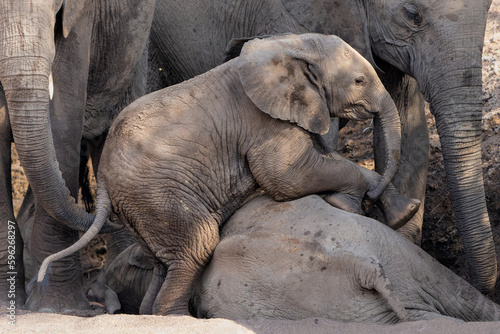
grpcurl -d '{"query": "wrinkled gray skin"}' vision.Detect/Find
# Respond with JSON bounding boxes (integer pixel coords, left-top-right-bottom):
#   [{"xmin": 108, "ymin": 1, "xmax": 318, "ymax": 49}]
[
  {"xmin": 0, "ymin": 0, "xmax": 155, "ymax": 311},
  {"xmin": 41, "ymin": 34, "xmax": 420, "ymax": 315},
  {"xmin": 148, "ymin": 0, "xmax": 496, "ymax": 293},
  {"xmin": 194, "ymin": 195, "xmax": 500, "ymax": 323}
]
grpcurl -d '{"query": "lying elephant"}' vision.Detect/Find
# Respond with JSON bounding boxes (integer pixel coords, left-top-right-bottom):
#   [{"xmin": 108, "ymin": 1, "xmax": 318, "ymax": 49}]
[
  {"xmin": 89, "ymin": 194, "xmax": 500, "ymax": 322},
  {"xmin": 38, "ymin": 33, "xmax": 420, "ymax": 315},
  {"xmin": 193, "ymin": 195, "xmax": 500, "ymax": 323}
]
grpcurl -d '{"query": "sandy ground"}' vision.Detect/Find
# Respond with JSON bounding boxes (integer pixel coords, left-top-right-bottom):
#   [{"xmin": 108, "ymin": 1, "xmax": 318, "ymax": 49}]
[
  {"xmin": 4, "ymin": 1, "xmax": 500, "ymax": 333},
  {"xmin": 2, "ymin": 313, "xmax": 500, "ymax": 334}
]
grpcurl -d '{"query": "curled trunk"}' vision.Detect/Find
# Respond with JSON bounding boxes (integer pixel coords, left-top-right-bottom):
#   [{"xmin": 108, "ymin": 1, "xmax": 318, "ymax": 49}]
[
  {"xmin": 367, "ymin": 94, "xmax": 401, "ymax": 200},
  {"xmin": 0, "ymin": 10, "xmax": 116, "ymax": 233},
  {"xmin": 2, "ymin": 57, "xmax": 99, "ymax": 232}
]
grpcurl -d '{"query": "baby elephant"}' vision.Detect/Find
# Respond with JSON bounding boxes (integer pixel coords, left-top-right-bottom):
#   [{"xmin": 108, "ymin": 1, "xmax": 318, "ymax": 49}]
[{"xmin": 39, "ymin": 33, "xmax": 419, "ymax": 315}]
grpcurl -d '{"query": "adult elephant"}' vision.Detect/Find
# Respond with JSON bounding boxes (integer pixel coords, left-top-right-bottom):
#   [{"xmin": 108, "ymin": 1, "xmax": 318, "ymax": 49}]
[
  {"xmin": 77, "ymin": 195, "xmax": 500, "ymax": 321},
  {"xmin": 148, "ymin": 0, "xmax": 496, "ymax": 293},
  {"xmin": 195, "ymin": 195, "xmax": 500, "ymax": 323},
  {"xmin": 0, "ymin": 0, "xmax": 155, "ymax": 311}
]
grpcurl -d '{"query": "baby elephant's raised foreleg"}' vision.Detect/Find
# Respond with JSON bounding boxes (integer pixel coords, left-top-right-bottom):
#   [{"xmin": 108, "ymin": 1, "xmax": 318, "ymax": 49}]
[
  {"xmin": 248, "ymin": 129, "xmax": 418, "ymax": 225},
  {"xmin": 322, "ymin": 162, "xmax": 420, "ymax": 229},
  {"xmin": 248, "ymin": 130, "xmax": 367, "ymax": 213}
]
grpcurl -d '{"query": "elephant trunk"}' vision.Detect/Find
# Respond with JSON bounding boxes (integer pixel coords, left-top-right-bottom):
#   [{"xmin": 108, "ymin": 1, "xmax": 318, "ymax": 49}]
[
  {"xmin": 367, "ymin": 93, "xmax": 401, "ymax": 200},
  {"xmin": 431, "ymin": 85, "xmax": 496, "ymax": 293},
  {"xmin": 419, "ymin": 25, "xmax": 497, "ymax": 292},
  {"xmin": 0, "ymin": 12, "xmax": 101, "ymax": 232}
]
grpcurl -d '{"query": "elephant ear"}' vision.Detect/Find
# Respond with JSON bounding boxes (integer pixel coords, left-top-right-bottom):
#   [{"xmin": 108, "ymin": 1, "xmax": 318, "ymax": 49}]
[
  {"xmin": 224, "ymin": 37, "xmax": 259, "ymax": 63},
  {"xmin": 282, "ymin": 0, "xmax": 380, "ymax": 71},
  {"xmin": 62, "ymin": 0, "xmax": 87, "ymax": 38},
  {"xmin": 223, "ymin": 34, "xmax": 293, "ymax": 62},
  {"xmin": 238, "ymin": 36, "xmax": 330, "ymax": 135},
  {"xmin": 128, "ymin": 244, "xmax": 154, "ymax": 270}
]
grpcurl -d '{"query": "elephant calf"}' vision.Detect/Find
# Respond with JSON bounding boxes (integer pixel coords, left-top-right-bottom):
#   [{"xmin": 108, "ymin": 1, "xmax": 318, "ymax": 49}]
[
  {"xmin": 39, "ymin": 33, "xmax": 419, "ymax": 315},
  {"xmin": 194, "ymin": 195, "xmax": 500, "ymax": 323}
]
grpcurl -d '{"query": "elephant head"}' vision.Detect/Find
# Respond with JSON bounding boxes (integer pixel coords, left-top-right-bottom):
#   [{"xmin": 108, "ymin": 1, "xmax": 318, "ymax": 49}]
[
  {"xmin": 236, "ymin": 34, "xmax": 401, "ymax": 199},
  {"xmin": 0, "ymin": 1, "xmax": 109, "ymax": 231},
  {"xmin": 283, "ymin": 0, "xmax": 496, "ymax": 292}
]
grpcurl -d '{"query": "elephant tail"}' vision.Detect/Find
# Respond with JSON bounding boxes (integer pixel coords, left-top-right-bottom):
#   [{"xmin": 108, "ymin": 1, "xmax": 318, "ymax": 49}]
[{"xmin": 37, "ymin": 184, "xmax": 113, "ymax": 283}]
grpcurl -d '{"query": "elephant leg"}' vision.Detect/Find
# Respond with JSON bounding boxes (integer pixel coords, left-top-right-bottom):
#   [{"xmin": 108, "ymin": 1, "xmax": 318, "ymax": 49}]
[
  {"xmin": 375, "ymin": 69, "xmax": 429, "ymax": 243},
  {"xmin": 352, "ymin": 167, "xmax": 421, "ymax": 230},
  {"xmin": 0, "ymin": 91, "xmax": 27, "ymax": 306},
  {"xmin": 152, "ymin": 224, "xmax": 220, "ymax": 315},
  {"xmin": 140, "ymin": 264, "xmax": 166, "ymax": 315},
  {"xmin": 137, "ymin": 206, "xmax": 220, "ymax": 315},
  {"xmin": 16, "ymin": 188, "xmax": 35, "ymax": 284},
  {"xmin": 26, "ymin": 18, "xmax": 93, "ymax": 312}
]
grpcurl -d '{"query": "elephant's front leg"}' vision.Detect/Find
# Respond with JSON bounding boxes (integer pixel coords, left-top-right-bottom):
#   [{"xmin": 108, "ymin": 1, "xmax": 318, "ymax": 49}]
[
  {"xmin": 249, "ymin": 129, "xmax": 418, "ymax": 225},
  {"xmin": 0, "ymin": 91, "xmax": 27, "ymax": 306},
  {"xmin": 249, "ymin": 131, "xmax": 367, "ymax": 213},
  {"xmin": 376, "ymin": 70, "xmax": 429, "ymax": 243},
  {"xmin": 353, "ymin": 166, "xmax": 421, "ymax": 230},
  {"xmin": 309, "ymin": 156, "xmax": 419, "ymax": 228},
  {"xmin": 26, "ymin": 20, "xmax": 93, "ymax": 312}
]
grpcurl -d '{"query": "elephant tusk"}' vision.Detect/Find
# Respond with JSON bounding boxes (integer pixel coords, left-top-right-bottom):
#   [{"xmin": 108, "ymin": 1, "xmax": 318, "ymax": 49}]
[{"xmin": 49, "ymin": 71, "xmax": 54, "ymax": 100}]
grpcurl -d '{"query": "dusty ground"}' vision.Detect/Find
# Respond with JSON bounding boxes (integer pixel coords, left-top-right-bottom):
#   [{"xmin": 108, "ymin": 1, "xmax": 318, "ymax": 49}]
[{"xmin": 4, "ymin": 2, "xmax": 500, "ymax": 333}]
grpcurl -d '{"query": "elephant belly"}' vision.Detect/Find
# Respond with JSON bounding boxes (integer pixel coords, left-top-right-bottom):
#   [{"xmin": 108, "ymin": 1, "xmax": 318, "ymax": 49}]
[{"xmin": 196, "ymin": 232, "xmax": 399, "ymax": 323}]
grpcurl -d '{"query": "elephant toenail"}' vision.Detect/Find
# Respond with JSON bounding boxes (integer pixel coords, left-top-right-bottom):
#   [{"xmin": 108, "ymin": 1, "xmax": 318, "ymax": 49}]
[{"xmin": 38, "ymin": 308, "xmax": 56, "ymax": 313}]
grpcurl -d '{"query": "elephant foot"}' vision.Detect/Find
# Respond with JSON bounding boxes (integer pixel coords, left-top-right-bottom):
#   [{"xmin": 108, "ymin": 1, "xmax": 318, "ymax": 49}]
[
  {"xmin": 377, "ymin": 190, "xmax": 420, "ymax": 230},
  {"xmin": 155, "ymin": 306, "xmax": 192, "ymax": 316},
  {"xmin": 396, "ymin": 210, "xmax": 424, "ymax": 245},
  {"xmin": 322, "ymin": 193, "xmax": 362, "ymax": 215},
  {"xmin": 26, "ymin": 278, "xmax": 90, "ymax": 313}
]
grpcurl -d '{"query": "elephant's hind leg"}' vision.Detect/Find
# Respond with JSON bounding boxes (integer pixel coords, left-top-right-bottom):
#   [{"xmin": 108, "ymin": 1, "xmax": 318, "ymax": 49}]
[{"xmin": 136, "ymin": 205, "xmax": 220, "ymax": 315}]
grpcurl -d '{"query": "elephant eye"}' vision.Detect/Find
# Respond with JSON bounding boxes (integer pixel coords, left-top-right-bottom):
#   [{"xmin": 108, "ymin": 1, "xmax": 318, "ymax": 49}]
[
  {"xmin": 403, "ymin": 6, "xmax": 423, "ymax": 26},
  {"xmin": 355, "ymin": 75, "xmax": 366, "ymax": 86}
]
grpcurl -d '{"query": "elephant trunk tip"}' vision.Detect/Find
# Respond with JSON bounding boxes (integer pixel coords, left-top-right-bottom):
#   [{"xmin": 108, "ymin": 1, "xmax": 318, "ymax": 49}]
[
  {"xmin": 367, "ymin": 185, "xmax": 384, "ymax": 201},
  {"xmin": 367, "ymin": 149, "xmax": 400, "ymax": 201}
]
